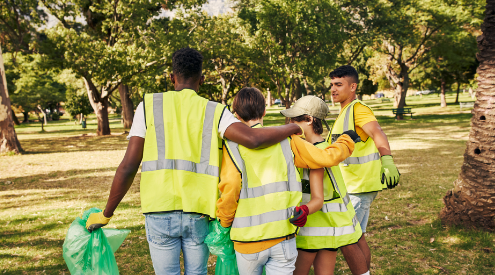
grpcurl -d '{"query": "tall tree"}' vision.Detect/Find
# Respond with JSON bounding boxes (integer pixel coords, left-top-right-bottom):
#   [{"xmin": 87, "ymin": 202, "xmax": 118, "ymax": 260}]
[
  {"xmin": 118, "ymin": 84, "xmax": 134, "ymax": 129},
  {"xmin": 441, "ymin": 0, "xmax": 495, "ymax": 230},
  {"xmin": 42, "ymin": 0, "xmax": 204, "ymax": 135},
  {"xmin": 0, "ymin": 46, "xmax": 22, "ymax": 154},
  {"xmin": 0, "ymin": 0, "xmax": 47, "ymax": 57},
  {"xmin": 366, "ymin": 0, "xmax": 481, "ymax": 116},
  {"xmin": 238, "ymin": 0, "xmax": 345, "ymax": 119}
]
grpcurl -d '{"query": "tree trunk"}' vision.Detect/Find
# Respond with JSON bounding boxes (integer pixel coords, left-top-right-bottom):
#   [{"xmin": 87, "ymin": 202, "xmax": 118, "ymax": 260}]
[
  {"xmin": 84, "ymin": 78, "xmax": 111, "ymax": 136},
  {"xmin": 294, "ymin": 77, "xmax": 302, "ymax": 102},
  {"xmin": 37, "ymin": 105, "xmax": 47, "ymax": 125},
  {"xmin": 118, "ymin": 84, "xmax": 134, "ymax": 129},
  {"xmin": 441, "ymin": 0, "xmax": 495, "ymax": 230},
  {"xmin": 22, "ymin": 112, "xmax": 28, "ymax": 123},
  {"xmin": 440, "ymin": 78, "xmax": 447, "ymax": 107},
  {"xmin": 266, "ymin": 88, "xmax": 272, "ymax": 108},
  {"xmin": 455, "ymin": 82, "xmax": 460, "ymax": 104},
  {"xmin": 11, "ymin": 109, "xmax": 20, "ymax": 125},
  {"xmin": 0, "ymin": 46, "xmax": 22, "ymax": 154},
  {"xmin": 469, "ymin": 87, "xmax": 475, "ymax": 99},
  {"xmin": 303, "ymin": 78, "xmax": 313, "ymax": 95}
]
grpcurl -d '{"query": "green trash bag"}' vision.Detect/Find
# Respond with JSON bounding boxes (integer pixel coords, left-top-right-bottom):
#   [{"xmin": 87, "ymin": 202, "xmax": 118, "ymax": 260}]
[
  {"xmin": 205, "ymin": 220, "xmax": 239, "ymax": 275},
  {"xmin": 63, "ymin": 208, "xmax": 130, "ymax": 275}
]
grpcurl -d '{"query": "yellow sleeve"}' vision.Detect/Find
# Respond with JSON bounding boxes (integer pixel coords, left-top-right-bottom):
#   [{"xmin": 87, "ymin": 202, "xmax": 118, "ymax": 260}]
[
  {"xmin": 354, "ymin": 103, "xmax": 377, "ymax": 141},
  {"xmin": 216, "ymin": 145, "xmax": 242, "ymax": 228},
  {"xmin": 290, "ymin": 135, "xmax": 354, "ymax": 169}
]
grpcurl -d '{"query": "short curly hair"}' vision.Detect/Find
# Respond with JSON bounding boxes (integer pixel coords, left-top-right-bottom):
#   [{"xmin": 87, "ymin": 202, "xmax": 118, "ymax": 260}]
[
  {"xmin": 172, "ymin": 47, "xmax": 203, "ymax": 80},
  {"xmin": 329, "ymin": 65, "xmax": 359, "ymax": 84}
]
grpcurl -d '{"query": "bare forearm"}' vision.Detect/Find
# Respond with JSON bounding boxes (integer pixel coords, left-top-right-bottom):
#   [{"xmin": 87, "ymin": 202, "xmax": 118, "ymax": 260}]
[
  {"xmin": 224, "ymin": 122, "xmax": 301, "ymax": 149},
  {"xmin": 373, "ymin": 131, "xmax": 391, "ymax": 156},
  {"xmin": 103, "ymin": 136, "xmax": 144, "ymax": 218},
  {"xmin": 362, "ymin": 121, "xmax": 391, "ymax": 156},
  {"xmin": 103, "ymin": 164, "xmax": 139, "ymax": 217}
]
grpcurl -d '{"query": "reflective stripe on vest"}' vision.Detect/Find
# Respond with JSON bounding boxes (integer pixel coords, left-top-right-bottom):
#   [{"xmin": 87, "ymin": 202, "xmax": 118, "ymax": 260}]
[
  {"xmin": 330, "ymin": 100, "xmax": 382, "ymax": 193},
  {"xmin": 341, "ymin": 105, "xmax": 380, "ymax": 166},
  {"xmin": 232, "ymin": 207, "xmax": 296, "ymax": 228},
  {"xmin": 296, "ymin": 141, "xmax": 362, "ymax": 245},
  {"xmin": 227, "ymin": 139, "xmax": 302, "ymax": 201},
  {"xmin": 141, "ymin": 96, "xmax": 219, "ymax": 177},
  {"xmin": 227, "ymin": 127, "xmax": 301, "ymax": 242},
  {"xmin": 298, "ymin": 216, "xmax": 359, "ymax": 237}
]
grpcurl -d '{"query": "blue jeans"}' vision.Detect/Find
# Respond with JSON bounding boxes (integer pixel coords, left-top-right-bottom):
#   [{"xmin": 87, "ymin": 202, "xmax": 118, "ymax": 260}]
[
  {"xmin": 145, "ymin": 212, "xmax": 210, "ymax": 275},
  {"xmin": 349, "ymin": 192, "xmax": 378, "ymax": 233},
  {"xmin": 235, "ymin": 238, "xmax": 298, "ymax": 275}
]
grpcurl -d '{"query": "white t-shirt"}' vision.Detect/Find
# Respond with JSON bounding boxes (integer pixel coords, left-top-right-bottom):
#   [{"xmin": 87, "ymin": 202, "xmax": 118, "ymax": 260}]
[{"xmin": 127, "ymin": 102, "xmax": 240, "ymax": 140}]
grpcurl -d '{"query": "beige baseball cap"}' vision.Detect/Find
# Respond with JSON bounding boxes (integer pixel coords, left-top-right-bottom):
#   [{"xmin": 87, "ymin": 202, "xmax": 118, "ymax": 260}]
[{"xmin": 280, "ymin": 96, "xmax": 329, "ymax": 120}]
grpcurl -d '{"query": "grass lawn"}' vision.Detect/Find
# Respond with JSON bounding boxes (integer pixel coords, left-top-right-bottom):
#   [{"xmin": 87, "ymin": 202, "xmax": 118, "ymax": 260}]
[{"xmin": 1, "ymin": 92, "xmax": 494, "ymax": 274}]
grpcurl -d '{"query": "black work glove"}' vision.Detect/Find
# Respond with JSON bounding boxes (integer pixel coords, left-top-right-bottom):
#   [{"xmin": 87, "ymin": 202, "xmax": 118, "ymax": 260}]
[{"xmin": 342, "ymin": 130, "xmax": 361, "ymax": 143}]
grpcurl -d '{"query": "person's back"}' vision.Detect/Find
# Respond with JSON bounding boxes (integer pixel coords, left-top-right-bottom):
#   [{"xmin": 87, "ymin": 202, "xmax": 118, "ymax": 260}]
[
  {"xmin": 226, "ymin": 124, "xmax": 301, "ymax": 242},
  {"xmin": 141, "ymin": 89, "xmax": 224, "ymax": 216}
]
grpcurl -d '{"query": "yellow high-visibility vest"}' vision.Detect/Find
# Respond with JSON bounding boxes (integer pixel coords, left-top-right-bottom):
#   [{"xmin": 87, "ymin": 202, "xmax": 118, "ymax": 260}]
[
  {"xmin": 296, "ymin": 141, "xmax": 362, "ymax": 250},
  {"xmin": 225, "ymin": 125, "xmax": 302, "ymax": 242},
  {"xmin": 140, "ymin": 89, "xmax": 225, "ymax": 217},
  {"xmin": 329, "ymin": 100, "xmax": 383, "ymax": 193}
]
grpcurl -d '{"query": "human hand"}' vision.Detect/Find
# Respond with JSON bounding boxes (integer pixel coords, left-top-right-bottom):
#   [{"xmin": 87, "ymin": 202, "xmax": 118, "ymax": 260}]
[
  {"xmin": 381, "ymin": 155, "xmax": 400, "ymax": 189},
  {"xmin": 86, "ymin": 211, "xmax": 112, "ymax": 232},
  {"xmin": 289, "ymin": 205, "xmax": 309, "ymax": 227},
  {"xmin": 342, "ymin": 130, "xmax": 361, "ymax": 143}
]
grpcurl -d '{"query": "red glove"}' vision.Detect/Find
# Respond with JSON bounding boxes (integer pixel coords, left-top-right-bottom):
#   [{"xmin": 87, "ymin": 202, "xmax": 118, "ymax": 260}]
[{"xmin": 289, "ymin": 205, "xmax": 309, "ymax": 227}]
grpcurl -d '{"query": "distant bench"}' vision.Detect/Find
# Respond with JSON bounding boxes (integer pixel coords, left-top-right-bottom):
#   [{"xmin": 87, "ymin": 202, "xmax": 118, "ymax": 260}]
[
  {"xmin": 392, "ymin": 108, "xmax": 414, "ymax": 119},
  {"xmin": 459, "ymin": 102, "xmax": 474, "ymax": 110},
  {"xmin": 381, "ymin": 98, "xmax": 391, "ymax": 103}
]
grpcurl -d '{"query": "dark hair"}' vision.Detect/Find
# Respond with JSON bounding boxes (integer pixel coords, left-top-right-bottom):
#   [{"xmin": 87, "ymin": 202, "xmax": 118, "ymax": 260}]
[
  {"xmin": 329, "ymin": 65, "xmax": 359, "ymax": 84},
  {"xmin": 232, "ymin": 87, "xmax": 266, "ymax": 122},
  {"xmin": 291, "ymin": 115, "xmax": 323, "ymax": 135},
  {"xmin": 172, "ymin": 47, "xmax": 203, "ymax": 80}
]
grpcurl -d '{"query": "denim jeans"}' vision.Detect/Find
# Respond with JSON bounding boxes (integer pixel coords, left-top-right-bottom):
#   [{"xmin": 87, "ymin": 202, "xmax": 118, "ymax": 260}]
[
  {"xmin": 349, "ymin": 192, "xmax": 378, "ymax": 233},
  {"xmin": 145, "ymin": 211, "xmax": 210, "ymax": 275},
  {"xmin": 235, "ymin": 238, "xmax": 298, "ymax": 275}
]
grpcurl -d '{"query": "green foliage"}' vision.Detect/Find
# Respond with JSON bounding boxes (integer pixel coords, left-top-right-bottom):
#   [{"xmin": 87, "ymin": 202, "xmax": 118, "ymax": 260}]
[
  {"xmin": 5, "ymin": 53, "xmax": 66, "ymax": 114},
  {"xmin": 63, "ymin": 74, "xmax": 93, "ymax": 118},
  {"xmin": 0, "ymin": 0, "xmax": 48, "ymax": 53}
]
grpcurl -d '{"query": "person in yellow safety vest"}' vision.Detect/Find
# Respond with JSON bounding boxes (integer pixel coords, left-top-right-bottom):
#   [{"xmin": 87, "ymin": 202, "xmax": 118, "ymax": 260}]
[
  {"xmin": 216, "ymin": 88, "xmax": 358, "ymax": 275},
  {"xmin": 84, "ymin": 48, "xmax": 306, "ymax": 275},
  {"xmin": 329, "ymin": 65, "xmax": 401, "ymax": 271},
  {"xmin": 281, "ymin": 96, "xmax": 370, "ymax": 275}
]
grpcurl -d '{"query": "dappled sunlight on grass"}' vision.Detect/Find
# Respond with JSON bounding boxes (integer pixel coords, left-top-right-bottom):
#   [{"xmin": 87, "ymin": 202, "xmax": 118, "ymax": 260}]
[{"xmin": 2, "ymin": 98, "xmax": 494, "ymax": 274}]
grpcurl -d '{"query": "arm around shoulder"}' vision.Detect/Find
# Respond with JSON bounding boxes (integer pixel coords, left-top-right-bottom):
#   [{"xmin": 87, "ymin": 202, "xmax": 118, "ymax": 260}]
[{"xmin": 291, "ymin": 135, "xmax": 354, "ymax": 169}]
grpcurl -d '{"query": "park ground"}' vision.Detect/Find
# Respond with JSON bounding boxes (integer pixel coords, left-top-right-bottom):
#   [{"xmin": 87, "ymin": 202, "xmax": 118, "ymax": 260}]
[{"xmin": 1, "ymin": 92, "xmax": 494, "ymax": 274}]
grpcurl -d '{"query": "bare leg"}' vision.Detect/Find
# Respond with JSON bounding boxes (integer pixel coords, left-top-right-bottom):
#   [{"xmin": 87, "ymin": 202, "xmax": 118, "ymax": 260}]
[
  {"xmin": 356, "ymin": 236, "xmax": 371, "ymax": 269},
  {"xmin": 340, "ymin": 243, "xmax": 368, "ymax": 275},
  {"xmin": 313, "ymin": 250, "xmax": 337, "ymax": 275},
  {"xmin": 294, "ymin": 250, "xmax": 317, "ymax": 275}
]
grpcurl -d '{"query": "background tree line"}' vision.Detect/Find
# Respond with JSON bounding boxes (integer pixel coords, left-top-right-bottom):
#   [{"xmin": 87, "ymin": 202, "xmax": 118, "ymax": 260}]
[{"xmin": 0, "ymin": 0, "xmax": 485, "ymax": 151}]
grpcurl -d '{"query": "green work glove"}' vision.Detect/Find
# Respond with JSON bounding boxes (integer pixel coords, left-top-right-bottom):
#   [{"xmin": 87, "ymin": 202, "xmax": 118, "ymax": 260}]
[
  {"xmin": 381, "ymin": 155, "xmax": 400, "ymax": 189},
  {"xmin": 86, "ymin": 212, "xmax": 112, "ymax": 233}
]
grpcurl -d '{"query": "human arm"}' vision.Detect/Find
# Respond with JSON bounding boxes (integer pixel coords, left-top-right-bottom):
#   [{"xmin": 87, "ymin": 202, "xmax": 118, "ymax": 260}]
[
  {"xmin": 362, "ymin": 121, "xmax": 400, "ymax": 188},
  {"xmin": 216, "ymin": 146, "xmax": 242, "ymax": 228},
  {"xmin": 86, "ymin": 137, "xmax": 144, "ymax": 231},
  {"xmin": 306, "ymin": 168, "xmax": 324, "ymax": 214},
  {"xmin": 224, "ymin": 122, "xmax": 302, "ymax": 149},
  {"xmin": 290, "ymin": 134, "xmax": 355, "ymax": 169},
  {"xmin": 289, "ymin": 168, "xmax": 324, "ymax": 227},
  {"xmin": 361, "ymin": 121, "xmax": 391, "ymax": 156}
]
